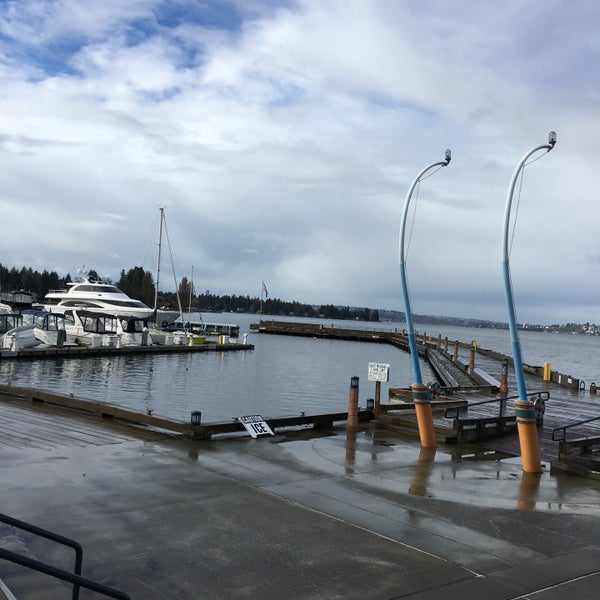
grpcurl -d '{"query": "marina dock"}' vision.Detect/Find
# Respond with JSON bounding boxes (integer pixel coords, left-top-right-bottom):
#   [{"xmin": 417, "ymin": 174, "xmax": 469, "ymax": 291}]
[
  {"xmin": 0, "ymin": 338, "xmax": 253, "ymax": 360},
  {"xmin": 252, "ymin": 319, "xmax": 600, "ymax": 478},
  {"xmin": 1, "ymin": 320, "xmax": 600, "ymax": 598}
]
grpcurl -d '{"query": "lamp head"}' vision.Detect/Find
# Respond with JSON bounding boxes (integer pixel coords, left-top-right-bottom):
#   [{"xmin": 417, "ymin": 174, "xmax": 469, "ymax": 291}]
[
  {"xmin": 548, "ymin": 131, "xmax": 557, "ymax": 147},
  {"xmin": 444, "ymin": 149, "xmax": 452, "ymax": 164}
]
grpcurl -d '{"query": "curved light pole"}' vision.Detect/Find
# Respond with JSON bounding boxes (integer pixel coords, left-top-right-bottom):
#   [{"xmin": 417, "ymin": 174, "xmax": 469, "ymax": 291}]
[
  {"xmin": 502, "ymin": 131, "xmax": 556, "ymax": 472},
  {"xmin": 399, "ymin": 149, "xmax": 451, "ymax": 448},
  {"xmin": 399, "ymin": 149, "xmax": 451, "ymax": 384}
]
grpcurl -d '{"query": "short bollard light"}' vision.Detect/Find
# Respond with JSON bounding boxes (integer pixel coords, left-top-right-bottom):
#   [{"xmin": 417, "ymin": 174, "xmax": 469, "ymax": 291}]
[
  {"xmin": 499, "ymin": 358, "xmax": 508, "ymax": 397},
  {"xmin": 347, "ymin": 376, "xmax": 359, "ymax": 429},
  {"xmin": 191, "ymin": 411, "xmax": 202, "ymax": 426},
  {"xmin": 366, "ymin": 398, "xmax": 375, "ymax": 410}
]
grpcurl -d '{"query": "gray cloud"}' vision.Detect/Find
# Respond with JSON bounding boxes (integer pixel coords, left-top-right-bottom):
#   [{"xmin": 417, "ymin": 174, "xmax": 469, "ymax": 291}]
[{"xmin": 0, "ymin": 0, "xmax": 599, "ymax": 325}]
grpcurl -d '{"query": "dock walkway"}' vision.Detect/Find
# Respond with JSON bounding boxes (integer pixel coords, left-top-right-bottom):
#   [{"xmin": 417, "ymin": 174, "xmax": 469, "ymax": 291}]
[
  {"xmin": 252, "ymin": 320, "xmax": 600, "ymax": 477},
  {"xmin": 1, "ymin": 398, "xmax": 599, "ymax": 599},
  {"xmin": 0, "ymin": 339, "xmax": 253, "ymax": 360}
]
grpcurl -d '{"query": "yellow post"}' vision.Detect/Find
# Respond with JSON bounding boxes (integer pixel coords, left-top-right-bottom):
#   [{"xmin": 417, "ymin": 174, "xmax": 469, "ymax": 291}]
[
  {"xmin": 347, "ymin": 376, "xmax": 359, "ymax": 429},
  {"xmin": 412, "ymin": 383, "xmax": 436, "ymax": 448},
  {"xmin": 468, "ymin": 346, "xmax": 475, "ymax": 371},
  {"xmin": 543, "ymin": 362, "xmax": 551, "ymax": 382},
  {"xmin": 515, "ymin": 399, "xmax": 542, "ymax": 473}
]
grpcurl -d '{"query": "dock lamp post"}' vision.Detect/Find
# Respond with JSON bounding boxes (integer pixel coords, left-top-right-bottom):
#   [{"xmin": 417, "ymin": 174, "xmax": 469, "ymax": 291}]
[
  {"xmin": 502, "ymin": 131, "xmax": 557, "ymax": 473},
  {"xmin": 399, "ymin": 149, "xmax": 451, "ymax": 448}
]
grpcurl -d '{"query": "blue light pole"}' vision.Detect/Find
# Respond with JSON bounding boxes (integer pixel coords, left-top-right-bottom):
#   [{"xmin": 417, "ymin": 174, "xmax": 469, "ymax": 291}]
[
  {"xmin": 399, "ymin": 150, "xmax": 451, "ymax": 384},
  {"xmin": 502, "ymin": 131, "xmax": 556, "ymax": 473},
  {"xmin": 502, "ymin": 132, "xmax": 557, "ymax": 399}
]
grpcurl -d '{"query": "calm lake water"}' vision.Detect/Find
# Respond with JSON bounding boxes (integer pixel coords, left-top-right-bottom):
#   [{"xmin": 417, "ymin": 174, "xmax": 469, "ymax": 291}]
[{"xmin": 2, "ymin": 313, "xmax": 600, "ymax": 423}]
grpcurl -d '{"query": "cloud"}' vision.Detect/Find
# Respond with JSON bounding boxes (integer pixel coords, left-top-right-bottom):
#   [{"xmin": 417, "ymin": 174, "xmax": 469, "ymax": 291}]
[{"xmin": 0, "ymin": 0, "xmax": 599, "ymax": 324}]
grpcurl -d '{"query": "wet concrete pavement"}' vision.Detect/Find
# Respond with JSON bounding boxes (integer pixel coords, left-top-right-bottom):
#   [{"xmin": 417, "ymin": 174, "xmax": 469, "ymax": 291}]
[{"xmin": 1, "ymin": 419, "xmax": 600, "ymax": 599}]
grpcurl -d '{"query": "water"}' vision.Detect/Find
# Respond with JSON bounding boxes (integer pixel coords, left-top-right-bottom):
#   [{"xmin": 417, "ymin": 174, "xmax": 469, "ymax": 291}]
[{"xmin": 2, "ymin": 313, "xmax": 600, "ymax": 423}]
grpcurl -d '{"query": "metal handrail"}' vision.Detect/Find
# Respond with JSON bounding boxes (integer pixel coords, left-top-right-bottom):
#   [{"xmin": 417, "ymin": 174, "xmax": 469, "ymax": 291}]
[
  {"xmin": 0, "ymin": 512, "xmax": 82, "ymax": 600},
  {"xmin": 444, "ymin": 391, "xmax": 549, "ymax": 419},
  {"xmin": 552, "ymin": 415, "xmax": 600, "ymax": 442},
  {"xmin": 0, "ymin": 548, "xmax": 130, "ymax": 600},
  {"xmin": 0, "ymin": 513, "xmax": 129, "ymax": 600}
]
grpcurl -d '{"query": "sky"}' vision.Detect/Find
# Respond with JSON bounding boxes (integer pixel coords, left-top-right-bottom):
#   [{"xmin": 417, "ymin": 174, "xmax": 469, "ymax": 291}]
[{"xmin": 0, "ymin": 0, "xmax": 598, "ymax": 326}]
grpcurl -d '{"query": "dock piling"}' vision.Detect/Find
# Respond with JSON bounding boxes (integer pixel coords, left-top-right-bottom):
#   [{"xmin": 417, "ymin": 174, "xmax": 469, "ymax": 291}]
[{"xmin": 347, "ymin": 376, "xmax": 359, "ymax": 429}]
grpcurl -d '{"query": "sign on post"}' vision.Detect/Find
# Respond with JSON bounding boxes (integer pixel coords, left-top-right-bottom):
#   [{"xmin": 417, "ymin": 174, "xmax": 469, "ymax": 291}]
[
  {"xmin": 238, "ymin": 415, "xmax": 274, "ymax": 438},
  {"xmin": 368, "ymin": 362, "xmax": 390, "ymax": 382}
]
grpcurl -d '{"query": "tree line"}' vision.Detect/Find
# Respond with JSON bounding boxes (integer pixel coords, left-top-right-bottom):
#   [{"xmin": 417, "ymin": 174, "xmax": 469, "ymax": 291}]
[{"xmin": 0, "ymin": 263, "xmax": 379, "ymax": 322}]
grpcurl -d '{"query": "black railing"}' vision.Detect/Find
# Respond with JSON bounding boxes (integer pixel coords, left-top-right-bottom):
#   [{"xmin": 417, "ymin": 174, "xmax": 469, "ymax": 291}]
[
  {"xmin": 0, "ymin": 513, "xmax": 130, "ymax": 600},
  {"xmin": 552, "ymin": 415, "xmax": 600, "ymax": 442},
  {"xmin": 444, "ymin": 391, "xmax": 549, "ymax": 419}
]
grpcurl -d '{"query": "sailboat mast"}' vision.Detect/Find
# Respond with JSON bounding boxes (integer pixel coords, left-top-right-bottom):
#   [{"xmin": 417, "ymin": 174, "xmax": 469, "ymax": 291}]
[{"xmin": 154, "ymin": 207, "xmax": 164, "ymax": 311}]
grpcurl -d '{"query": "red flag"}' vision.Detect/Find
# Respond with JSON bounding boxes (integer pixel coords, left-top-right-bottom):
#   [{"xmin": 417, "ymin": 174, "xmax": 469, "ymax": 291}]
[{"xmin": 262, "ymin": 281, "xmax": 269, "ymax": 298}]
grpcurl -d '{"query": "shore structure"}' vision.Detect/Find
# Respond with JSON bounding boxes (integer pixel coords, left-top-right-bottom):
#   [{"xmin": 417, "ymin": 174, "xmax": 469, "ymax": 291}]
[
  {"xmin": 252, "ymin": 320, "xmax": 600, "ymax": 478},
  {"xmin": 0, "ymin": 391, "xmax": 599, "ymax": 599}
]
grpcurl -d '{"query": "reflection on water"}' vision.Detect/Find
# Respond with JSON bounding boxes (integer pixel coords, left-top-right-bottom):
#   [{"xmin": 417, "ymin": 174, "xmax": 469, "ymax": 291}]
[
  {"xmin": 408, "ymin": 447, "xmax": 437, "ymax": 497},
  {"xmin": 2, "ymin": 313, "xmax": 600, "ymax": 422},
  {"xmin": 516, "ymin": 472, "xmax": 542, "ymax": 510}
]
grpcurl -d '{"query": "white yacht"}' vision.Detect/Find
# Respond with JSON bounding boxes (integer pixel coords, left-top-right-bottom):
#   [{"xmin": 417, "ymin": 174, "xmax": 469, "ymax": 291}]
[
  {"xmin": 61, "ymin": 309, "xmax": 155, "ymax": 347},
  {"xmin": 44, "ymin": 269, "xmax": 155, "ymax": 320}
]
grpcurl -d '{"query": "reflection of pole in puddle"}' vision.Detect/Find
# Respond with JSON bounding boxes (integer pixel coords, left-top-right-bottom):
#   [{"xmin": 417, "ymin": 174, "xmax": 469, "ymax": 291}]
[
  {"xmin": 345, "ymin": 429, "xmax": 357, "ymax": 474},
  {"xmin": 409, "ymin": 447, "xmax": 437, "ymax": 497},
  {"xmin": 516, "ymin": 471, "xmax": 542, "ymax": 510}
]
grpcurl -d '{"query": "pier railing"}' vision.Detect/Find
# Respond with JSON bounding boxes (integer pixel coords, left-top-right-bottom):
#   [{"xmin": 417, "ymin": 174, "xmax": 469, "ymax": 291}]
[
  {"xmin": 443, "ymin": 391, "xmax": 549, "ymax": 420},
  {"xmin": 552, "ymin": 415, "xmax": 600, "ymax": 444},
  {"xmin": 0, "ymin": 513, "xmax": 130, "ymax": 600}
]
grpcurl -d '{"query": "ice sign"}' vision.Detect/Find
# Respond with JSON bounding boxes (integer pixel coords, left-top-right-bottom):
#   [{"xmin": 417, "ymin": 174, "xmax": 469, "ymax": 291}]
[
  {"xmin": 368, "ymin": 362, "xmax": 390, "ymax": 382},
  {"xmin": 238, "ymin": 415, "xmax": 274, "ymax": 438}
]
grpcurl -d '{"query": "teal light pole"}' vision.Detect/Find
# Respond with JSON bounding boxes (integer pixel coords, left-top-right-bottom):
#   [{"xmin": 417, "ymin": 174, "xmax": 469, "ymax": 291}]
[
  {"xmin": 399, "ymin": 150, "xmax": 451, "ymax": 384},
  {"xmin": 502, "ymin": 132, "xmax": 557, "ymax": 399}
]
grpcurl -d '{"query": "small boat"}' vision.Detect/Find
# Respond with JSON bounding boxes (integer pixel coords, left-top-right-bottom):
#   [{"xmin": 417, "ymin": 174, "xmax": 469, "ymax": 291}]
[
  {"xmin": 0, "ymin": 312, "xmax": 23, "ymax": 335},
  {"xmin": 1, "ymin": 312, "xmax": 34, "ymax": 352},
  {"xmin": 118, "ymin": 315, "xmax": 154, "ymax": 347},
  {"xmin": 62, "ymin": 309, "xmax": 155, "ymax": 347},
  {"xmin": 62, "ymin": 309, "xmax": 122, "ymax": 347},
  {"xmin": 1, "ymin": 323, "xmax": 39, "ymax": 351},
  {"xmin": 21, "ymin": 309, "xmax": 68, "ymax": 346}
]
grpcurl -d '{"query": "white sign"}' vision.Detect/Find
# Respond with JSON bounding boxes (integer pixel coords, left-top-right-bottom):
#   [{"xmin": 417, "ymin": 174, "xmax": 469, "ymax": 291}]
[
  {"xmin": 368, "ymin": 362, "xmax": 390, "ymax": 382},
  {"xmin": 238, "ymin": 415, "xmax": 274, "ymax": 438}
]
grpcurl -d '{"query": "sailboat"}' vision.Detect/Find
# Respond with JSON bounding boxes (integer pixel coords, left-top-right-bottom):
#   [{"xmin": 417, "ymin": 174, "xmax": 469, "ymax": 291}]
[
  {"xmin": 173, "ymin": 266, "xmax": 206, "ymax": 346},
  {"xmin": 153, "ymin": 207, "xmax": 183, "ymax": 329}
]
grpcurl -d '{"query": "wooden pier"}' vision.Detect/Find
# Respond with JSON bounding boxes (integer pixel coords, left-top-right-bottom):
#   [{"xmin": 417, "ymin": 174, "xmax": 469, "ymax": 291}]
[
  {"xmin": 252, "ymin": 319, "xmax": 600, "ymax": 478},
  {"xmin": 0, "ymin": 384, "xmax": 371, "ymax": 443},
  {"xmin": 0, "ymin": 340, "xmax": 253, "ymax": 360}
]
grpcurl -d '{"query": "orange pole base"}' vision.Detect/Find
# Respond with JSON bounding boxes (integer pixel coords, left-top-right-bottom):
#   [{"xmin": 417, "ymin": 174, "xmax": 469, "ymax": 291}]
[
  {"xmin": 412, "ymin": 384, "xmax": 436, "ymax": 448},
  {"xmin": 515, "ymin": 400, "xmax": 542, "ymax": 473}
]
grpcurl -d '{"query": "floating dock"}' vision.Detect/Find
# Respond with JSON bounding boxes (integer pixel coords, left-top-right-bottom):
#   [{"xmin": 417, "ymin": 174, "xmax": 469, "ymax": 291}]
[
  {"xmin": 251, "ymin": 319, "xmax": 600, "ymax": 478},
  {"xmin": 0, "ymin": 339, "xmax": 253, "ymax": 360}
]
